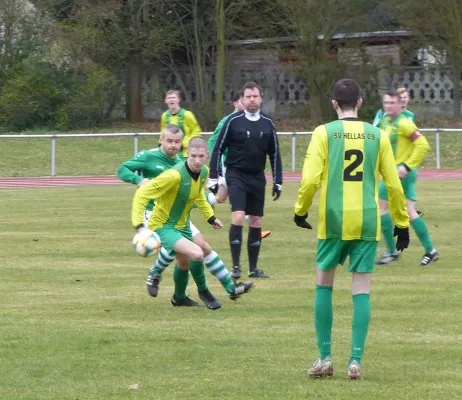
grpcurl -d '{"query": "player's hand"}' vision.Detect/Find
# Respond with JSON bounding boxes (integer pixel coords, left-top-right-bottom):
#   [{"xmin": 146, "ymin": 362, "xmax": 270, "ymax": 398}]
[
  {"xmin": 294, "ymin": 213, "xmax": 312, "ymax": 229},
  {"xmin": 138, "ymin": 178, "xmax": 150, "ymax": 187},
  {"xmin": 394, "ymin": 226, "xmax": 410, "ymax": 251},
  {"xmin": 212, "ymin": 219, "xmax": 223, "ymax": 229},
  {"xmin": 272, "ymin": 184, "xmax": 282, "ymax": 201},
  {"xmin": 397, "ymin": 166, "xmax": 408, "ymax": 179},
  {"xmin": 207, "ymin": 178, "xmax": 219, "ymax": 195}
]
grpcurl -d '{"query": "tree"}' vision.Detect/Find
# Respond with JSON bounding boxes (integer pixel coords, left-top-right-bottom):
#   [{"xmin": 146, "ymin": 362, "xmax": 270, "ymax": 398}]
[{"xmin": 397, "ymin": 0, "xmax": 462, "ymax": 117}]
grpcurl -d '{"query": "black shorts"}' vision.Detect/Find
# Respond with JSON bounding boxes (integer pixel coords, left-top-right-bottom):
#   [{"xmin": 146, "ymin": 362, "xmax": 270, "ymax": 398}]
[{"xmin": 226, "ymin": 168, "xmax": 266, "ymax": 216}]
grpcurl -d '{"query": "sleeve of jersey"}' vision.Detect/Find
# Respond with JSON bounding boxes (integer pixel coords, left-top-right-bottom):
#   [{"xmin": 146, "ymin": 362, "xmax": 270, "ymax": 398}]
[
  {"xmin": 294, "ymin": 126, "xmax": 327, "ymax": 216},
  {"xmin": 116, "ymin": 152, "xmax": 149, "ymax": 185},
  {"xmin": 185, "ymin": 111, "xmax": 202, "ymax": 139},
  {"xmin": 160, "ymin": 112, "xmax": 167, "ymax": 131},
  {"xmin": 378, "ymin": 133, "xmax": 410, "ymax": 229},
  {"xmin": 400, "ymin": 120, "xmax": 430, "ymax": 169},
  {"xmin": 208, "ymin": 118, "xmax": 225, "ymax": 155},
  {"xmin": 194, "ymin": 170, "xmax": 215, "ymax": 221},
  {"xmin": 268, "ymin": 124, "xmax": 283, "ymax": 185},
  {"xmin": 209, "ymin": 116, "xmax": 232, "ymax": 179},
  {"xmin": 131, "ymin": 170, "xmax": 179, "ymax": 227}
]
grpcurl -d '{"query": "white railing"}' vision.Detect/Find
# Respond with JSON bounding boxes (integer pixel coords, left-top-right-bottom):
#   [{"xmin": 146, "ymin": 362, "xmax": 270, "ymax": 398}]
[{"xmin": 0, "ymin": 129, "xmax": 460, "ymax": 176}]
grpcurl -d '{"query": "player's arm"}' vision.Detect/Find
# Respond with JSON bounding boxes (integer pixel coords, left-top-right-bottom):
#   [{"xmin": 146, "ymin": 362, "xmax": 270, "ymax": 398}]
[
  {"xmin": 378, "ymin": 132, "xmax": 409, "ymax": 229},
  {"xmin": 267, "ymin": 122, "xmax": 283, "ymax": 186},
  {"xmin": 194, "ymin": 170, "xmax": 217, "ymax": 223},
  {"xmin": 117, "ymin": 151, "xmax": 151, "ymax": 185},
  {"xmin": 160, "ymin": 112, "xmax": 167, "ymax": 131},
  {"xmin": 208, "ymin": 116, "xmax": 227, "ymax": 155},
  {"xmin": 400, "ymin": 120, "xmax": 430, "ymax": 170},
  {"xmin": 131, "ymin": 170, "xmax": 179, "ymax": 228},
  {"xmin": 294, "ymin": 126, "xmax": 327, "ymax": 217},
  {"xmin": 209, "ymin": 115, "xmax": 233, "ymax": 180}
]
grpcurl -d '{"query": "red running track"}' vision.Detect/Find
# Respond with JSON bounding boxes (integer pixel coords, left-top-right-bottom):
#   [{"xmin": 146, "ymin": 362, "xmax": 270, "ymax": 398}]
[{"xmin": 0, "ymin": 170, "xmax": 460, "ymax": 189}]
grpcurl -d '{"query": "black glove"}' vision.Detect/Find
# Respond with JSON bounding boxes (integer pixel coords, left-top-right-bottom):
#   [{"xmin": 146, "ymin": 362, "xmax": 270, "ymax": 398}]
[
  {"xmin": 272, "ymin": 184, "xmax": 282, "ymax": 201},
  {"xmin": 294, "ymin": 213, "xmax": 312, "ymax": 229},
  {"xmin": 207, "ymin": 178, "xmax": 219, "ymax": 195},
  {"xmin": 394, "ymin": 226, "xmax": 410, "ymax": 251}
]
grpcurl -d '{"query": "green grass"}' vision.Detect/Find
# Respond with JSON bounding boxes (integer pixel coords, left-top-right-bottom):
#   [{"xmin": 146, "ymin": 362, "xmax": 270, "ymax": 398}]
[
  {"xmin": 1, "ymin": 181, "xmax": 461, "ymax": 399},
  {"xmin": 0, "ymin": 130, "xmax": 461, "ymax": 177}
]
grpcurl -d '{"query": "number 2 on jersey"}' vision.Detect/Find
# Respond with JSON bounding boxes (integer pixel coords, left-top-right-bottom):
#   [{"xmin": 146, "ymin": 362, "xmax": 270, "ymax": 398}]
[{"xmin": 343, "ymin": 149, "xmax": 364, "ymax": 182}]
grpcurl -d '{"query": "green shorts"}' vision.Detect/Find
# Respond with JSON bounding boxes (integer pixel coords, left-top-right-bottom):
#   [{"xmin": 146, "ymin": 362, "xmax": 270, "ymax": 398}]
[
  {"xmin": 379, "ymin": 167, "xmax": 417, "ymax": 201},
  {"xmin": 316, "ymin": 239, "xmax": 378, "ymax": 273},
  {"xmin": 155, "ymin": 226, "xmax": 193, "ymax": 254}
]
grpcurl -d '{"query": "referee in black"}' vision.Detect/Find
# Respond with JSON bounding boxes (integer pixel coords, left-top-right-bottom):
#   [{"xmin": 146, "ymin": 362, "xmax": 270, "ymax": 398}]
[{"xmin": 209, "ymin": 82, "xmax": 283, "ymax": 279}]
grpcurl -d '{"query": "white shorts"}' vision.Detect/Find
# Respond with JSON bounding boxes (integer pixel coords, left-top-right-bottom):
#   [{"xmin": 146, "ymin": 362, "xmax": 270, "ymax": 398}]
[
  {"xmin": 144, "ymin": 210, "xmax": 200, "ymax": 237},
  {"xmin": 218, "ymin": 166, "xmax": 227, "ymax": 188}
]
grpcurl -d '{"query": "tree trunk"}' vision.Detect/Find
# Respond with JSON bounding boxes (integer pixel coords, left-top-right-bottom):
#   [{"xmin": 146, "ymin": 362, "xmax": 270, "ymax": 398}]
[
  {"xmin": 126, "ymin": 50, "xmax": 143, "ymax": 122},
  {"xmin": 215, "ymin": 0, "xmax": 225, "ymax": 122},
  {"xmin": 453, "ymin": 66, "xmax": 461, "ymax": 117}
]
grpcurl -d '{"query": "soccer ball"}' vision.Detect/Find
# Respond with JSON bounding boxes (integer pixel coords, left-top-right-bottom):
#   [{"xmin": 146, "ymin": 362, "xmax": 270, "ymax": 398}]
[{"xmin": 132, "ymin": 229, "xmax": 161, "ymax": 257}]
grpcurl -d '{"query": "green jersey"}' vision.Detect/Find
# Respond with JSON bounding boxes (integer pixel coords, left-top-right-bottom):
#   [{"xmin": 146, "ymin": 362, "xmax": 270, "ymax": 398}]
[
  {"xmin": 117, "ymin": 148, "xmax": 181, "ymax": 211},
  {"xmin": 377, "ymin": 110, "xmax": 416, "ymax": 129},
  {"xmin": 208, "ymin": 113, "xmax": 234, "ymax": 166}
]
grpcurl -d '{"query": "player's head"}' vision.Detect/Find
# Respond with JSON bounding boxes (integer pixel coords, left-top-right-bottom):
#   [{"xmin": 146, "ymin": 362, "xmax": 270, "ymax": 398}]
[
  {"xmin": 383, "ymin": 90, "xmax": 401, "ymax": 117},
  {"xmin": 241, "ymin": 82, "xmax": 262, "ymax": 113},
  {"xmin": 165, "ymin": 90, "xmax": 181, "ymax": 111},
  {"xmin": 159, "ymin": 124, "xmax": 183, "ymax": 157},
  {"xmin": 397, "ymin": 87, "xmax": 410, "ymax": 110},
  {"xmin": 232, "ymin": 91, "xmax": 244, "ymax": 112},
  {"xmin": 187, "ymin": 137, "xmax": 208, "ymax": 172},
  {"xmin": 331, "ymin": 79, "xmax": 363, "ymax": 112}
]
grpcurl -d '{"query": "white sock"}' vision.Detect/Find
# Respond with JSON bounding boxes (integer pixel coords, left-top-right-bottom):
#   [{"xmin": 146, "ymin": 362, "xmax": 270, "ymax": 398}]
[{"xmin": 207, "ymin": 192, "xmax": 217, "ymax": 205}]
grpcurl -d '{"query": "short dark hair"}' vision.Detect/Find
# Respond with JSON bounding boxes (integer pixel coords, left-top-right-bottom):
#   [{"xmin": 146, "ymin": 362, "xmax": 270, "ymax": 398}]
[
  {"xmin": 241, "ymin": 81, "xmax": 263, "ymax": 97},
  {"xmin": 384, "ymin": 90, "xmax": 399, "ymax": 98},
  {"xmin": 232, "ymin": 91, "xmax": 242, "ymax": 103},
  {"xmin": 332, "ymin": 79, "xmax": 361, "ymax": 111}
]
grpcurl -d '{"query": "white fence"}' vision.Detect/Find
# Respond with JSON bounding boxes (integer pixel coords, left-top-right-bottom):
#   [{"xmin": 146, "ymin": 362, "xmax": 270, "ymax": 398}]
[{"xmin": 0, "ymin": 129, "xmax": 460, "ymax": 176}]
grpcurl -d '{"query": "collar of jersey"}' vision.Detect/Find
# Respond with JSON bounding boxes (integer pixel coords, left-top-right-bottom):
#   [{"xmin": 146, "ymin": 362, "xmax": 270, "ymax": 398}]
[{"xmin": 244, "ymin": 109, "xmax": 261, "ymax": 121}]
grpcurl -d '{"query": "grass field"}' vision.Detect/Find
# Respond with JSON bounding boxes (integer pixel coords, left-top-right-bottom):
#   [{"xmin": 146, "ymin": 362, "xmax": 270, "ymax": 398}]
[
  {"xmin": 1, "ymin": 181, "xmax": 461, "ymax": 399},
  {"xmin": 0, "ymin": 130, "xmax": 461, "ymax": 177}
]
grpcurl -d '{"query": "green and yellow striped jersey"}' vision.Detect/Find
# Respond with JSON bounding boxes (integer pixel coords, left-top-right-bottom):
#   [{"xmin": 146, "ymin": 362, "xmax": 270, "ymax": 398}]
[
  {"xmin": 160, "ymin": 109, "xmax": 202, "ymax": 159},
  {"xmin": 295, "ymin": 119, "xmax": 409, "ymax": 241},
  {"xmin": 380, "ymin": 113, "xmax": 429, "ymax": 169},
  {"xmin": 132, "ymin": 162, "xmax": 213, "ymax": 231}
]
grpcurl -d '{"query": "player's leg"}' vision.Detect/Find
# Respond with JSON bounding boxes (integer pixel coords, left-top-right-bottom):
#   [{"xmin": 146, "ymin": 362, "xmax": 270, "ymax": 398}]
[
  {"xmin": 189, "ymin": 224, "xmax": 221, "ymax": 309},
  {"xmin": 171, "ymin": 252, "xmax": 203, "ymax": 307},
  {"xmin": 376, "ymin": 180, "xmax": 400, "ymax": 265},
  {"xmin": 403, "ymin": 172, "xmax": 439, "ymax": 266},
  {"xmin": 308, "ymin": 239, "xmax": 344, "ymax": 378},
  {"xmin": 227, "ymin": 170, "xmax": 248, "ymax": 280},
  {"xmin": 348, "ymin": 240, "xmax": 376, "ymax": 379},
  {"xmin": 246, "ymin": 174, "xmax": 268, "ymax": 278},
  {"xmin": 207, "ymin": 170, "xmax": 229, "ymax": 205}
]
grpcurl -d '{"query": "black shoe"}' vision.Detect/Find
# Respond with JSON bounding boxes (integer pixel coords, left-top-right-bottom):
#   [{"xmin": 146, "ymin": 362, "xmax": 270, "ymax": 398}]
[
  {"xmin": 147, "ymin": 273, "xmax": 162, "ymax": 297},
  {"xmin": 420, "ymin": 249, "xmax": 439, "ymax": 266},
  {"xmin": 232, "ymin": 266, "xmax": 241, "ymax": 280},
  {"xmin": 198, "ymin": 289, "xmax": 221, "ymax": 310},
  {"xmin": 229, "ymin": 281, "xmax": 254, "ymax": 300},
  {"xmin": 417, "ymin": 209, "xmax": 427, "ymax": 218},
  {"xmin": 248, "ymin": 269, "xmax": 269, "ymax": 278},
  {"xmin": 171, "ymin": 294, "xmax": 204, "ymax": 307}
]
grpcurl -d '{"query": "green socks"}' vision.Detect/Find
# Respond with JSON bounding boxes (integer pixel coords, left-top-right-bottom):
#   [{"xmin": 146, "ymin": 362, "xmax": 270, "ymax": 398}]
[
  {"xmin": 411, "ymin": 217, "xmax": 434, "ymax": 253},
  {"xmin": 314, "ymin": 285, "xmax": 333, "ymax": 359},
  {"xmin": 203, "ymin": 251, "xmax": 235, "ymax": 295},
  {"xmin": 350, "ymin": 293, "xmax": 371, "ymax": 365},
  {"xmin": 173, "ymin": 265, "xmax": 189, "ymax": 299},
  {"xmin": 381, "ymin": 214, "xmax": 397, "ymax": 254},
  {"xmin": 189, "ymin": 260, "xmax": 208, "ymax": 292},
  {"xmin": 150, "ymin": 247, "xmax": 175, "ymax": 275}
]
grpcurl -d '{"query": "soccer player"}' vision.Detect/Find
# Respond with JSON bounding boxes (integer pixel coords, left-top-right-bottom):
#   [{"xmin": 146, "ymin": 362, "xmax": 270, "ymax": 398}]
[
  {"xmin": 131, "ymin": 137, "xmax": 253, "ymax": 308},
  {"xmin": 118, "ymin": 125, "xmax": 249, "ymax": 309},
  {"xmin": 209, "ymin": 82, "xmax": 283, "ymax": 279},
  {"xmin": 376, "ymin": 91, "xmax": 438, "ymax": 267},
  {"xmin": 293, "ymin": 79, "xmax": 410, "ymax": 379},
  {"xmin": 397, "ymin": 87, "xmax": 416, "ymax": 123},
  {"xmin": 207, "ymin": 91, "xmax": 271, "ymax": 240},
  {"xmin": 160, "ymin": 90, "xmax": 202, "ymax": 160}
]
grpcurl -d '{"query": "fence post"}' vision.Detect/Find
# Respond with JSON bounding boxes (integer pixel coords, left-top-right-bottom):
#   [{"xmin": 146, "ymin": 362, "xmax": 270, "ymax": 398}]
[
  {"xmin": 436, "ymin": 129, "xmax": 440, "ymax": 169},
  {"xmin": 51, "ymin": 135, "xmax": 56, "ymax": 176},
  {"xmin": 134, "ymin": 133, "xmax": 139, "ymax": 155},
  {"xmin": 291, "ymin": 132, "xmax": 296, "ymax": 172}
]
